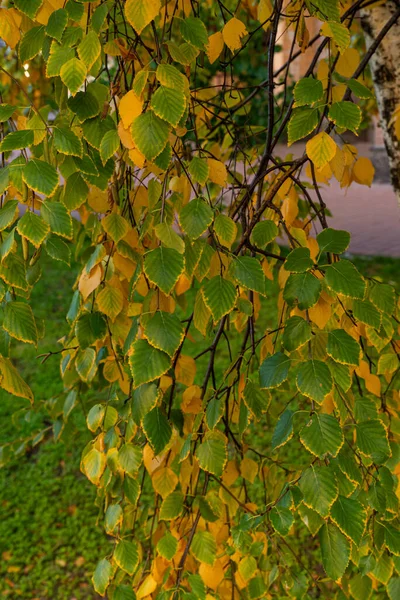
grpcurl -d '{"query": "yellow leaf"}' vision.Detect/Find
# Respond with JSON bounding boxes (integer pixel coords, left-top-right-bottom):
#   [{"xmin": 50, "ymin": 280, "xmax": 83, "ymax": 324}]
[
  {"xmin": 0, "ymin": 9, "xmax": 21, "ymax": 49},
  {"xmin": 36, "ymin": 0, "xmax": 65, "ymax": 25},
  {"xmin": 199, "ymin": 559, "xmax": 225, "ymax": 590},
  {"xmin": 119, "ymin": 90, "xmax": 143, "ymax": 129},
  {"xmin": 352, "ymin": 157, "xmax": 375, "ymax": 187},
  {"xmin": 79, "ymin": 264, "xmax": 102, "ymax": 300},
  {"xmin": 136, "ymin": 574, "xmax": 158, "ymax": 599},
  {"xmin": 281, "ymin": 194, "xmax": 298, "ymax": 226},
  {"xmin": 0, "ymin": 357, "xmax": 33, "ymax": 403},
  {"xmin": 240, "ymin": 457, "xmax": 258, "ymax": 483},
  {"xmin": 308, "ymin": 296, "xmax": 331, "ymax": 329},
  {"xmin": 175, "ymin": 354, "xmax": 196, "ymax": 387},
  {"xmin": 152, "ymin": 467, "xmax": 178, "ymax": 498},
  {"xmin": 222, "ymin": 18, "xmax": 248, "ymax": 52},
  {"xmin": 366, "ymin": 373, "xmax": 381, "ymax": 397},
  {"xmin": 96, "ymin": 285, "xmax": 124, "ymax": 321},
  {"xmin": 222, "ymin": 460, "xmax": 240, "ymax": 486},
  {"xmin": 336, "ymin": 47, "xmax": 359, "ymax": 78},
  {"xmin": 129, "ymin": 147, "xmax": 146, "ymax": 168},
  {"xmin": 306, "ymin": 132, "xmax": 337, "ymax": 170},
  {"xmin": 207, "ymin": 158, "xmax": 227, "ymax": 186},
  {"xmin": 258, "ymin": 0, "xmax": 273, "ymax": 29},
  {"xmin": 103, "ymin": 359, "xmax": 121, "ymax": 383},
  {"xmin": 118, "ymin": 120, "xmax": 135, "ymax": 149},
  {"xmin": 88, "ymin": 188, "xmax": 110, "ymax": 213},
  {"xmin": 125, "ymin": 0, "xmax": 161, "ymax": 35},
  {"xmin": 207, "ymin": 32, "xmax": 224, "ymax": 64},
  {"xmin": 182, "ymin": 385, "xmax": 203, "ymax": 414}
]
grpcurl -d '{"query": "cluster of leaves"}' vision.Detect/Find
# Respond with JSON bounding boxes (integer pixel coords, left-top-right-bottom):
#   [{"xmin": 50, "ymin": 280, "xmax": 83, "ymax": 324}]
[{"xmin": 0, "ymin": 0, "xmax": 400, "ymax": 599}]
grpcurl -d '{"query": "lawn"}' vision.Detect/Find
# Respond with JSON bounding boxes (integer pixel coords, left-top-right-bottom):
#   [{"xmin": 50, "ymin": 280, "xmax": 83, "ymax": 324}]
[{"xmin": 0, "ymin": 252, "xmax": 399, "ymax": 599}]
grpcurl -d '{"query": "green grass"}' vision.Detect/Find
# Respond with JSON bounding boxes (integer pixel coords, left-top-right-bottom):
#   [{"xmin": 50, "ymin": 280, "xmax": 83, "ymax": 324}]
[
  {"xmin": 0, "ymin": 252, "xmax": 399, "ymax": 599},
  {"xmin": 0, "ymin": 257, "xmax": 109, "ymax": 599}
]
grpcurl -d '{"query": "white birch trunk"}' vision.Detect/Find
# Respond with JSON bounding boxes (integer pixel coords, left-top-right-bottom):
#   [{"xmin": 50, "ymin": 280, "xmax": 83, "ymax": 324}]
[{"xmin": 361, "ymin": 2, "xmax": 400, "ymax": 205}]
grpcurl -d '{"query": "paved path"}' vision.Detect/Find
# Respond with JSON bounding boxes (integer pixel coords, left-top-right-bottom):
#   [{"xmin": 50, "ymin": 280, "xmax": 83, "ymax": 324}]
[{"xmin": 313, "ymin": 180, "xmax": 400, "ymax": 257}]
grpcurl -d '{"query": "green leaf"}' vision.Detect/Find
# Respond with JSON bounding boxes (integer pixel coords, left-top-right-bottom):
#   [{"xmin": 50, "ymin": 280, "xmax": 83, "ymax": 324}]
[
  {"xmin": 0, "ymin": 130, "xmax": 34, "ymax": 152},
  {"xmin": 86, "ymin": 404, "xmax": 105, "ymax": 432},
  {"xmin": 160, "ymin": 491, "xmax": 184, "ymax": 520},
  {"xmin": 60, "ymin": 58, "xmax": 87, "ymax": 95},
  {"xmin": 191, "ymin": 531, "xmax": 217, "ymax": 565},
  {"xmin": 298, "ymin": 504, "xmax": 324, "ymax": 535},
  {"xmin": 0, "ymin": 357, "xmax": 33, "ymax": 403},
  {"xmin": 180, "ymin": 17, "xmax": 208, "ymax": 49},
  {"xmin": 288, "ymin": 107, "xmax": 318, "ymax": 145},
  {"xmin": 353, "ymin": 299, "xmax": 381, "ymax": 329},
  {"xmin": 156, "ymin": 64, "xmax": 186, "ymax": 91},
  {"xmin": 284, "ymin": 247, "xmax": 313, "ymax": 272},
  {"xmin": 282, "ymin": 316, "xmax": 312, "ymax": 352},
  {"xmin": 294, "ymin": 77, "xmax": 324, "ymax": 106},
  {"xmin": 283, "ymin": 272, "xmax": 321, "ymax": 310},
  {"xmin": 250, "ymin": 220, "xmax": 278, "ymax": 247},
  {"xmin": 196, "ymin": 431, "xmax": 227, "ymax": 477},
  {"xmin": 299, "ymin": 465, "xmax": 338, "ymax": 517},
  {"xmin": 4, "ymin": 302, "xmax": 37, "ymax": 345},
  {"xmin": 270, "ymin": 505, "xmax": 294, "ymax": 536},
  {"xmin": 63, "ymin": 172, "xmax": 89, "ymax": 210},
  {"xmin": 44, "ymin": 235, "xmax": 71, "ymax": 265},
  {"xmin": 327, "ymin": 329, "xmax": 360, "ymax": 366},
  {"xmin": 23, "ymin": 159, "xmax": 59, "ymax": 197},
  {"xmin": 41, "ymin": 202, "xmax": 73, "ymax": 239},
  {"xmin": 75, "ymin": 312, "xmax": 107, "ymax": 349},
  {"xmin": 319, "ymin": 523, "xmax": 350, "ymax": 581},
  {"xmin": 129, "ymin": 339, "xmax": 170, "ymax": 387},
  {"xmin": 0, "ymin": 200, "xmax": 18, "ymax": 231},
  {"xmin": 124, "ymin": 475, "xmax": 140, "ymax": 505},
  {"xmin": 356, "ymin": 419, "xmax": 390, "ymax": 458},
  {"xmin": 234, "ymin": 256, "xmax": 266, "ymax": 294},
  {"xmin": 271, "ymin": 410, "xmax": 294, "ymax": 450},
  {"xmin": 114, "ymin": 540, "xmax": 139, "ymax": 576},
  {"xmin": 131, "ymin": 111, "xmax": 170, "ymax": 162},
  {"xmin": 316, "ymin": 228, "xmax": 350, "ymax": 254},
  {"xmin": 155, "ymin": 223, "xmax": 185, "ymax": 253},
  {"xmin": 14, "ymin": 0, "xmax": 43, "ymax": 19},
  {"xmin": 179, "ymin": 197, "xmax": 213, "ymax": 239},
  {"xmin": 369, "ymin": 282, "xmax": 395, "ymax": 315},
  {"xmin": 100, "ymin": 130, "xmax": 120, "ymax": 165},
  {"xmin": 0, "ymin": 104, "xmax": 15, "ymax": 123},
  {"xmin": 167, "ymin": 41, "xmax": 199, "ymax": 66},
  {"xmin": 329, "ymin": 101, "xmax": 362, "ymax": 133},
  {"xmin": 76, "ymin": 347, "xmax": 96, "ymax": 381},
  {"xmin": 54, "ymin": 127, "xmax": 83, "ymax": 157},
  {"xmin": 214, "ymin": 214, "xmax": 237, "ymax": 248},
  {"xmin": 330, "ymin": 496, "xmax": 366, "ymax": 545},
  {"xmin": 46, "ymin": 9, "xmax": 68, "ymax": 42},
  {"xmin": 296, "ymin": 359, "xmax": 333, "ymax": 403},
  {"xmin": 102, "ymin": 213, "xmax": 129, "ymax": 244},
  {"xmin": 347, "ymin": 79, "xmax": 374, "ymax": 99},
  {"xmin": 19, "ymin": 26, "xmax": 46, "ymax": 63},
  {"xmin": 157, "ymin": 532, "xmax": 178, "ymax": 560},
  {"xmin": 0, "ymin": 254, "xmax": 28, "ymax": 291},
  {"xmin": 114, "ymin": 585, "xmax": 136, "ymax": 600},
  {"xmin": 78, "ymin": 30, "xmax": 101, "ymax": 69},
  {"xmin": 68, "ymin": 90, "xmax": 100, "ymax": 122},
  {"xmin": 324, "ymin": 260, "xmax": 366, "ymax": 299},
  {"xmin": 17, "ymin": 211, "xmax": 50, "ymax": 247},
  {"xmin": 46, "ymin": 42, "xmax": 75, "ymax": 78},
  {"xmin": 389, "ymin": 577, "xmax": 400, "ymax": 599},
  {"xmin": 260, "ymin": 352, "xmax": 291, "ymax": 389},
  {"xmin": 144, "ymin": 311, "xmax": 184, "ymax": 357},
  {"xmin": 92, "ymin": 558, "xmax": 113, "ymax": 596},
  {"xmin": 384, "ymin": 524, "xmax": 400, "ymax": 556},
  {"xmin": 144, "ymin": 246, "xmax": 184, "ymax": 295},
  {"xmin": 119, "ymin": 443, "xmax": 142, "ymax": 476},
  {"xmin": 321, "ymin": 21, "xmax": 350, "ymax": 52},
  {"xmin": 142, "ymin": 406, "xmax": 172, "ymax": 455},
  {"xmin": 125, "ymin": 0, "xmax": 160, "ymax": 34},
  {"xmin": 243, "ymin": 380, "xmax": 270, "ymax": 420},
  {"xmin": 202, "ymin": 276, "xmax": 237, "ymax": 321},
  {"xmin": 300, "ymin": 413, "xmax": 343, "ymax": 457},
  {"xmin": 151, "ymin": 86, "xmax": 186, "ymax": 128}
]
